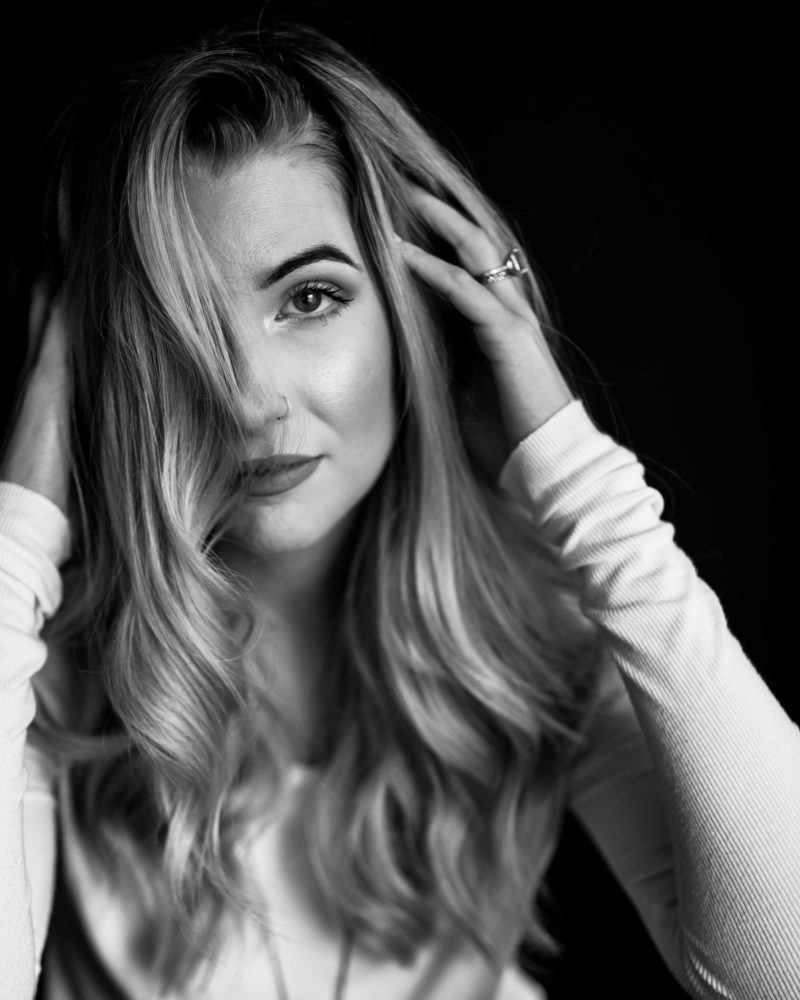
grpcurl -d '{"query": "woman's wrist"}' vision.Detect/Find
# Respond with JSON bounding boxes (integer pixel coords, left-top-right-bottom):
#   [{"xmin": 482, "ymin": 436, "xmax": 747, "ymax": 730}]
[
  {"xmin": 0, "ymin": 406, "xmax": 70, "ymax": 514},
  {"xmin": 497, "ymin": 339, "xmax": 576, "ymax": 447}
]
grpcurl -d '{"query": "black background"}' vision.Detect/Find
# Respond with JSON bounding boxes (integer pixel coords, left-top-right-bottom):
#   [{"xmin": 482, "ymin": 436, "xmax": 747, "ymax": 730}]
[{"xmin": 1, "ymin": 4, "xmax": 788, "ymax": 998}]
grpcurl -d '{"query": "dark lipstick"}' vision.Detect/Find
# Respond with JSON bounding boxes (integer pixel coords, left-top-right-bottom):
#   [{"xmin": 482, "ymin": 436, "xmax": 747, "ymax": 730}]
[{"xmin": 238, "ymin": 454, "xmax": 322, "ymax": 497}]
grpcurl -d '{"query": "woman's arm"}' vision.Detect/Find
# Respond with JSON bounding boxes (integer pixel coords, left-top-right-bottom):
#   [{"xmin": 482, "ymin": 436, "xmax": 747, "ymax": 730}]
[
  {"xmin": 398, "ymin": 186, "xmax": 798, "ymax": 996},
  {"xmin": 0, "ymin": 483, "xmax": 71, "ymax": 1000},
  {"xmin": 499, "ymin": 400, "xmax": 800, "ymax": 999},
  {"xmin": 0, "ymin": 289, "xmax": 73, "ymax": 999}
]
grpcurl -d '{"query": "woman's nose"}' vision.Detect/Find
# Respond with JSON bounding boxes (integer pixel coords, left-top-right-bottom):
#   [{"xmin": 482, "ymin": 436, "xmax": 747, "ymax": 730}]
[
  {"xmin": 237, "ymin": 382, "xmax": 294, "ymax": 459},
  {"xmin": 232, "ymin": 325, "xmax": 286, "ymax": 412},
  {"xmin": 239, "ymin": 366, "xmax": 291, "ymax": 424}
]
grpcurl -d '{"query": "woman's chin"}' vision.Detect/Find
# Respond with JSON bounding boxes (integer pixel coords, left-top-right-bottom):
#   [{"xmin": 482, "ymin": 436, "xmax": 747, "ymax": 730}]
[{"xmin": 221, "ymin": 504, "xmax": 358, "ymax": 564}]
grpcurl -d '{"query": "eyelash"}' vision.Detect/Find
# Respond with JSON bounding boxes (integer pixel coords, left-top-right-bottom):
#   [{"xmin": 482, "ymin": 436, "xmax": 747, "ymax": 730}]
[{"xmin": 277, "ymin": 280, "xmax": 354, "ymax": 325}]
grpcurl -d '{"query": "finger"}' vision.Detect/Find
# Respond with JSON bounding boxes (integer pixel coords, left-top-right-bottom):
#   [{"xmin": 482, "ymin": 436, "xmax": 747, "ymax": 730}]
[
  {"xmin": 406, "ymin": 187, "xmax": 533, "ymax": 315},
  {"xmin": 28, "ymin": 281, "xmax": 49, "ymax": 337},
  {"xmin": 24, "ymin": 281, "xmax": 50, "ymax": 370},
  {"xmin": 38, "ymin": 302, "xmax": 69, "ymax": 376},
  {"xmin": 397, "ymin": 238, "xmax": 533, "ymax": 362}
]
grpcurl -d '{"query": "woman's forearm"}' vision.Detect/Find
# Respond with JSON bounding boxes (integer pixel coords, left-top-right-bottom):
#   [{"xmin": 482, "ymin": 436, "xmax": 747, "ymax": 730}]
[
  {"xmin": 0, "ymin": 483, "xmax": 71, "ymax": 1000},
  {"xmin": 499, "ymin": 400, "xmax": 800, "ymax": 998}
]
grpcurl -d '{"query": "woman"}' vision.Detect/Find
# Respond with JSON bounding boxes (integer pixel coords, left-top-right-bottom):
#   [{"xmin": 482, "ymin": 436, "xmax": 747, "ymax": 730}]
[{"xmin": 0, "ymin": 22, "xmax": 797, "ymax": 1000}]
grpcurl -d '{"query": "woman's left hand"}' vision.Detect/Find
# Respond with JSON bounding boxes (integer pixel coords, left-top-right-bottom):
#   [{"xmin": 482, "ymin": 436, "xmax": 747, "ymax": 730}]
[{"xmin": 397, "ymin": 187, "xmax": 575, "ymax": 478}]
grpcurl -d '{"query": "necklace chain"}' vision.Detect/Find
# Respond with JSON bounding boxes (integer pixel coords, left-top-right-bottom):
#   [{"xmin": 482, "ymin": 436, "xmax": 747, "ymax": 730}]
[{"xmin": 266, "ymin": 923, "xmax": 353, "ymax": 1000}]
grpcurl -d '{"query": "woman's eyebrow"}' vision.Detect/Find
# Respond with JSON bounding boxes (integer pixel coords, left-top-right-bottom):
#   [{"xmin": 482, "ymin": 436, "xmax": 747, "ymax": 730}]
[{"xmin": 257, "ymin": 243, "xmax": 361, "ymax": 288}]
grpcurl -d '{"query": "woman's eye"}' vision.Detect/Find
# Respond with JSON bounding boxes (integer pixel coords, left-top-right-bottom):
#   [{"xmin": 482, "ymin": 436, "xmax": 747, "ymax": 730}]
[
  {"xmin": 277, "ymin": 281, "xmax": 353, "ymax": 323},
  {"xmin": 293, "ymin": 289, "xmax": 326, "ymax": 313}
]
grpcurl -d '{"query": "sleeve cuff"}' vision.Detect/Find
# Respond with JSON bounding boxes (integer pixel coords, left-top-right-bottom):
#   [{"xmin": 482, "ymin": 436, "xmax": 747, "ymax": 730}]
[
  {"xmin": 498, "ymin": 399, "xmax": 609, "ymax": 504},
  {"xmin": 0, "ymin": 482, "xmax": 72, "ymax": 567}
]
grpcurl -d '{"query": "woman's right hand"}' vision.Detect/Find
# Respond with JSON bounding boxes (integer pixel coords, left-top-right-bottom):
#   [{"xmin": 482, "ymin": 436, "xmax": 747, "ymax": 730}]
[{"xmin": 0, "ymin": 283, "xmax": 71, "ymax": 514}]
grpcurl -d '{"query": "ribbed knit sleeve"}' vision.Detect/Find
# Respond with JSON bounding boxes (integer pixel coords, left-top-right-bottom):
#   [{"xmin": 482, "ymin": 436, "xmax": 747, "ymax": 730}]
[
  {"xmin": 498, "ymin": 400, "xmax": 800, "ymax": 1000},
  {"xmin": 0, "ymin": 482, "xmax": 71, "ymax": 1000}
]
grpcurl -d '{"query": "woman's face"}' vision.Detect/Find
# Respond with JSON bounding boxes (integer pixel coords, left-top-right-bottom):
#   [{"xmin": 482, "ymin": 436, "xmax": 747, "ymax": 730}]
[{"xmin": 186, "ymin": 149, "xmax": 397, "ymax": 560}]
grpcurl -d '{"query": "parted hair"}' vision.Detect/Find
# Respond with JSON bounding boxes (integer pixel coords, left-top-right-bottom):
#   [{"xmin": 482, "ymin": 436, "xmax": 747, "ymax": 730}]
[{"xmin": 33, "ymin": 22, "xmax": 601, "ymax": 991}]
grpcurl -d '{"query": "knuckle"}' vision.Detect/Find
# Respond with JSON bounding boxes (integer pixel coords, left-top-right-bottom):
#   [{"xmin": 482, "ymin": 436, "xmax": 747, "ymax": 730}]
[
  {"xmin": 452, "ymin": 227, "xmax": 478, "ymax": 255},
  {"xmin": 446, "ymin": 266, "xmax": 475, "ymax": 295}
]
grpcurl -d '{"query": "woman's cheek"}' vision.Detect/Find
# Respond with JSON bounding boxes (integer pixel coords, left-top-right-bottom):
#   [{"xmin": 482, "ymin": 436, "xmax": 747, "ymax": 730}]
[{"xmin": 309, "ymin": 314, "xmax": 396, "ymax": 443}]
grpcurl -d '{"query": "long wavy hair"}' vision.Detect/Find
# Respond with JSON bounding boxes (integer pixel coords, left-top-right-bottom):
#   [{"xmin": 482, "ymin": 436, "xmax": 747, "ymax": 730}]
[{"xmin": 33, "ymin": 23, "xmax": 602, "ymax": 991}]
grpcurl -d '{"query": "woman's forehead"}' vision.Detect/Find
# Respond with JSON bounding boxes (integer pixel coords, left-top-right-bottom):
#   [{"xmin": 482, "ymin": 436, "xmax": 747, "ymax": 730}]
[{"xmin": 184, "ymin": 150, "xmax": 360, "ymax": 283}]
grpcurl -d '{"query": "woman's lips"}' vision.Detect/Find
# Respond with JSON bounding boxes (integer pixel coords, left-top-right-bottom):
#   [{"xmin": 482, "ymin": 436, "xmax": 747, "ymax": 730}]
[{"xmin": 238, "ymin": 455, "xmax": 322, "ymax": 497}]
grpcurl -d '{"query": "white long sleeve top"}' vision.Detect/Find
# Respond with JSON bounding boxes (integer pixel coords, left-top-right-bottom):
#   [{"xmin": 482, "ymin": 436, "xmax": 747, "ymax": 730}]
[{"xmin": 1, "ymin": 400, "xmax": 798, "ymax": 1000}]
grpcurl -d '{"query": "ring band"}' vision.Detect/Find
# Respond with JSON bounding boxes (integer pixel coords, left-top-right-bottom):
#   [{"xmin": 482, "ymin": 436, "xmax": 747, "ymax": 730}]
[{"xmin": 477, "ymin": 248, "xmax": 529, "ymax": 285}]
